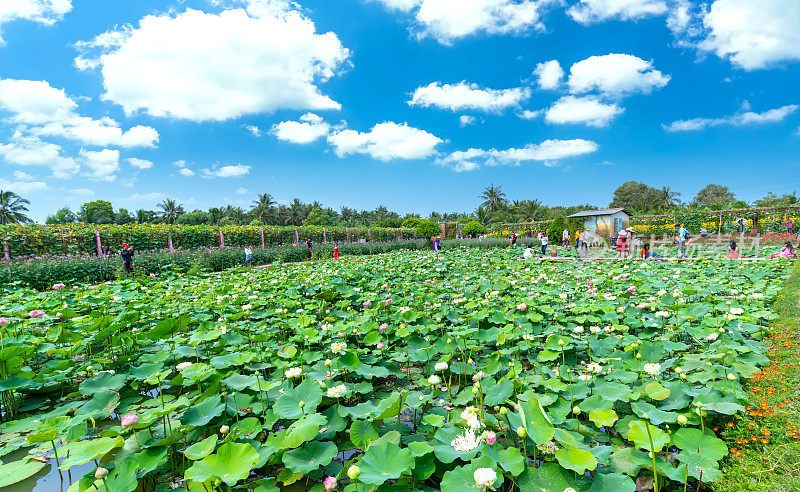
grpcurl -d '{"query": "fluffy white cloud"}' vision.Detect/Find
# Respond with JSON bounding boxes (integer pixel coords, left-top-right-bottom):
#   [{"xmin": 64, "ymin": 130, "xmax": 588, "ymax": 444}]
[
  {"xmin": 664, "ymin": 104, "xmax": 799, "ymax": 131},
  {"xmin": 533, "ymin": 59, "xmax": 563, "ymax": 89},
  {"xmin": 80, "ymin": 149, "xmax": 120, "ymax": 181},
  {"xmin": 127, "ymin": 157, "xmax": 153, "ymax": 169},
  {"xmin": 374, "ymin": 0, "xmax": 551, "ymax": 44},
  {"xmin": 544, "ymin": 95, "xmax": 624, "ymax": 127},
  {"xmin": 409, "ymin": 81, "xmax": 530, "ymax": 112},
  {"xmin": 328, "ymin": 121, "xmax": 442, "ymax": 161},
  {"xmin": 179, "ymin": 168, "xmax": 196, "ymax": 177},
  {"xmin": 0, "ymin": 78, "xmax": 159, "ymax": 148},
  {"xmin": 0, "ymin": 133, "xmax": 78, "ymax": 178},
  {"xmin": 201, "ymin": 165, "xmax": 251, "ymax": 178},
  {"xmin": 75, "ymin": 7, "xmax": 349, "ymax": 122},
  {"xmin": 437, "ymin": 138, "xmax": 598, "ymax": 171},
  {"xmin": 698, "ymin": 0, "xmax": 800, "ymax": 70},
  {"xmin": 236, "ymin": 187, "xmax": 249, "ymax": 195},
  {"xmin": 567, "ymin": 53, "xmax": 670, "ymax": 96},
  {"xmin": 0, "ymin": 0, "xmax": 71, "ymax": 45},
  {"xmin": 459, "ymin": 115, "xmax": 477, "ymax": 126},
  {"xmin": 568, "ymin": 0, "xmax": 667, "ymax": 24},
  {"xmin": 272, "ymin": 113, "xmax": 331, "ymax": 143},
  {"xmin": 243, "ymin": 125, "xmax": 262, "ymax": 137},
  {"xmin": 0, "ymin": 176, "xmax": 48, "ymax": 193}
]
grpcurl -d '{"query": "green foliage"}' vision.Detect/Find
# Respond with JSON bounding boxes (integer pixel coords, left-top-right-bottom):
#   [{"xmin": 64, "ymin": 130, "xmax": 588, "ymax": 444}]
[
  {"xmin": 78, "ymin": 200, "xmax": 115, "ymax": 224},
  {"xmin": 303, "ymin": 208, "xmax": 335, "ymax": 226},
  {"xmin": 45, "ymin": 207, "xmax": 77, "ymax": 225},
  {"xmin": 461, "ymin": 221, "xmax": 487, "ymax": 237},
  {"xmin": 546, "ymin": 215, "xmax": 566, "ymax": 244},
  {"xmin": 693, "ymin": 184, "xmax": 736, "ymax": 209},
  {"xmin": 415, "ymin": 219, "xmax": 441, "ymax": 239}
]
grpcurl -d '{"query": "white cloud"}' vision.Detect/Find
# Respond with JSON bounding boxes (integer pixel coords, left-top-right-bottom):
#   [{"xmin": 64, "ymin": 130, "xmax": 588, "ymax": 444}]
[
  {"xmin": 567, "ymin": 53, "xmax": 670, "ymax": 96},
  {"xmin": 243, "ymin": 124, "xmax": 262, "ymax": 137},
  {"xmin": 374, "ymin": 0, "xmax": 551, "ymax": 44},
  {"xmin": 568, "ymin": 0, "xmax": 667, "ymax": 24},
  {"xmin": 664, "ymin": 104, "xmax": 799, "ymax": 131},
  {"xmin": 0, "ymin": 0, "xmax": 72, "ymax": 45},
  {"xmin": 272, "ymin": 113, "xmax": 330, "ymax": 143},
  {"xmin": 436, "ymin": 138, "xmax": 599, "ymax": 170},
  {"xmin": 236, "ymin": 187, "xmax": 249, "ymax": 195},
  {"xmin": 75, "ymin": 7, "xmax": 350, "ymax": 122},
  {"xmin": 408, "ymin": 81, "xmax": 530, "ymax": 112},
  {"xmin": 328, "ymin": 121, "xmax": 442, "ymax": 161},
  {"xmin": 179, "ymin": 168, "xmax": 196, "ymax": 177},
  {"xmin": 201, "ymin": 164, "xmax": 251, "ymax": 178},
  {"xmin": 459, "ymin": 115, "xmax": 477, "ymax": 126},
  {"xmin": 0, "ymin": 78, "xmax": 159, "ymax": 148},
  {"xmin": 518, "ymin": 109, "xmax": 542, "ymax": 119},
  {"xmin": 533, "ymin": 59, "xmax": 563, "ymax": 89},
  {"xmin": 80, "ymin": 149, "xmax": 120, "ymax": 181},
  {"xmin": 127, "ymin": 157, "xmax": 153, "ymax": 169},
  {"xmin": 0, "ymin": 133, "xmax": 79, "ymax": 178},
  {"xmin": 0, "ymin": 177, "xmax": 48, "ymax": 193},
  {"xmin": 70, "ymin": 187, "xmax": 95, "ymax": 197},
  {"xmin": 544, "ymin": 95, "xmax": 624, "ymax": 127},
  {"xmin": 697, "ymin": 0, "xmax": 800, "ymax": 70}
]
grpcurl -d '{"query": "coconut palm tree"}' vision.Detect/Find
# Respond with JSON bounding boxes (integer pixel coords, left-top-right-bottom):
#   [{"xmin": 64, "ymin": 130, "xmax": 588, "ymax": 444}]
[
  {"xmin": 479, "ymin": 184, "xmax": 508, "ymax": 212},
  {"xmin": 0, "ymin": 190, "xmax": 32, "ymax": 224},
  {"xmin": 251, "ymin": 193, "xmax": 275, "ymax": 222},
  {"xmin": 516, "ymin": 199, "xmax": 542, "ymax": 222},
  {"xmin": 157, "ymin": 199, "xmax": 184, "ymax": 224}
]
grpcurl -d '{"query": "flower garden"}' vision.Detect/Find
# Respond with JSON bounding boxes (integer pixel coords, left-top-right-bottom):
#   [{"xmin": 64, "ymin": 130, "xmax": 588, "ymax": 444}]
[{"xmin": 0, "ymin": 248, "xmax": 794, "ymax": 491}]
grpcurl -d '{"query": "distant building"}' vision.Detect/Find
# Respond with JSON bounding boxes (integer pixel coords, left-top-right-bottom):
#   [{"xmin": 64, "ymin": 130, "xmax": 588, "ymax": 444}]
[{"xmin": 568, "ymin": 208, "xmax": 630, "ymax": 238}]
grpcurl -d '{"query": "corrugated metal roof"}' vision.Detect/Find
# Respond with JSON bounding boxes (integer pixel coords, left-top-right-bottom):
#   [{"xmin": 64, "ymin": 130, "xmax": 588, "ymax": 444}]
[{"xmin": 567, "ymin": 208, "xmax": 628, "ymax": 218}]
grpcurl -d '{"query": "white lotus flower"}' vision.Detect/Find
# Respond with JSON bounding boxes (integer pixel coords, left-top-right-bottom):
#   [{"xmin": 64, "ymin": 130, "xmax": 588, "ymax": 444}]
[
  {"xmin": 176, "ymin": 362, "xmax": 192, "ymax": 372},
  {"xmin": 643, "ymin": 363, "xmax": 661, "ymax": 376},
  {"xmin": 435, "ymin": 362, "xmax": 449, "ymax": 371},
  {"xmin": 285, "ymin": 367, "xmax": 302, "ymax": 379},
  {"xmin": 330, "ymin": 342, "xmax": 347, "ymax": 355},
  {"xmin": 461, "ymin": 406, "xmax": 483, "ymax": 430},
  {"xmin": 451, "ymin": 428, "xmax": 482, "ymax": 453},
  {"xmin": 473, "ymin": 467, "xmax": 497, "ymax": 488},
  {"xmin": 730, "ymin": 307, "xmax": 744, "ymax": 315},
  {"xmin": 327, "ymin": 384, "xmax": 347, "ymax": 398},
  {"xmin": 655, "ymin": 311, "xmax": 669, "ymax": 318}
]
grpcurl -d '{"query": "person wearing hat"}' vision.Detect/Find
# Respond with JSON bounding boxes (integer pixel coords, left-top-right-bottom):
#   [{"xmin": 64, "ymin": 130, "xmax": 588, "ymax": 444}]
[{"xmin": 120, "ymin": 243, "xmax": 134, "ymax": 274}]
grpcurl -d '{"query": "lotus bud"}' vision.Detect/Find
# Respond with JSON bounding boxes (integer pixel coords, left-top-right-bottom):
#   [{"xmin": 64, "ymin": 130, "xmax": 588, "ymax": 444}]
[
  {"xmin": 347, "ymin": 465, "xmax": 360, "ymax": 480},
  {"xmin": 472, "ymin": 386, "xmax": 480, "ymax": 395},
  {"xmin": 324, "ymin": 359, "xmax": 332, "ymax": 367},
  {"xmin": 727, "ymin": 373, "xmax": 736, "ymax": 381},
  {"xmin": 677, "ymin": 415, "xmax": 688, "ymax": 425},
  {"xmin": 121, "ymin": 413, "xmax": 139, "ymax": 430},
  {"xmin": 679, "ymin": 373, "xmax": 686, "ymax": 380},
  {"xmin": 95, "ymin": 467, "xmax": 108, "ymax": 479},
  {"xmin": 298, "ymin": 400, "xmax": 305, "ymax": 408},
  {"xmin": 324, "ymin": 476, "xmax": 337, "ymax": 491},
  {"xmin": 557, "ymin": 339, "xmax": 565, "ymax": 346},
  {"xmin": 220, "ymin": 425, "xmax": 230, "ymax": 435},
  {"xmin": 516, "ymin": 426, "xmax": 527, "ymax": 437},
  {"xmin": 572, "ymin": 406, "xmax": 581, "ymax": 415},
  {"xmin": 674, "ymin": 367, "xmax": 682, "ymax": 374},
  {"xmin": 500, "ymin": 407, "xmax": 508, "ymax": 415}
]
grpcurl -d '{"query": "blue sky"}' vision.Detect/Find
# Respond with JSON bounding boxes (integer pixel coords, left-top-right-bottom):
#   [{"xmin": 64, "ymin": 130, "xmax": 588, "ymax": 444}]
[{"xmin": 0, "ymin": 0, "xmax": 799, "ymax": 221}]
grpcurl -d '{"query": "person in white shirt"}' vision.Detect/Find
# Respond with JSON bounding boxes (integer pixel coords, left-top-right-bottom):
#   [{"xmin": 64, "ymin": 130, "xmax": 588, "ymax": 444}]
[
  {"xmin": 540, "ymin": 232, "xmax": 549, "ymax": 255},
  {"xmin": 244, "ymin": 246, "xmax": 253, "ymax": 264},
  {"xmin": 562, "ymin": 228, "xmax": 569, "ymax": 247},
  {"xmin": 523, "ymin": 247, "xmax": 535, "ymax": 259}
]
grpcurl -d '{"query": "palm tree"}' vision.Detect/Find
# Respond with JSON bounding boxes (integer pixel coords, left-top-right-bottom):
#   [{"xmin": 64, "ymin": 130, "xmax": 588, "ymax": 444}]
[
  {"xmin": 516, "ymin": 199, "xmax": 542, "ymax": 222},
  {"xmin": 0, "ymin": 190, "xmax": 32, "ymax": 224},
  {"xmin": 157, "ymin": 199, "xmax": 184, "ymax": 224},
  {"xmin": 479, "ymin": 184, "xmax": 508, "ymax": 212},
  {"xmin": 474, "ymin": 205, "xmax": 489, "ymax": 226},
  {"xmin": 251, "ymin": 193, "xmax": 275, "ymax": 222}
]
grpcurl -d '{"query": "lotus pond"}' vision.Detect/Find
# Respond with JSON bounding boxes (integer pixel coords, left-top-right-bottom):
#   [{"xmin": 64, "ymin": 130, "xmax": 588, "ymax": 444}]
[{"xmin": 0, "ymin": 249, "xmax": 791, "ymax": 491}]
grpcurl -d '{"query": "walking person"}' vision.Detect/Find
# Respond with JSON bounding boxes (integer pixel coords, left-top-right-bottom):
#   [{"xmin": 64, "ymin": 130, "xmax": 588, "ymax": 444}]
[
  {"xmin": 306, "ymin": 238, "xmax": 312, "ymax": 259},
  {"xmin": 540, "ymin": 231, "xmax": 548, "ymax": 255},
  {"xmin": 675, "ymin": 224, "xmax": 689, "ymax": 259},
  {"xmin": 120, "ymin": 243, "xmax": 134, "ymax": 274},
  {"xmin": 334, "ymin": 244, "xmax": 339, "ymax": 260},
  {"xmin": 511, "ymin": 232, "xmax": 517, "ymax": 246},
  {"xmin": 244, "ymin": 245, "xmax": 253, "ymax": 265},
  {"xmin": 616, "ymin": 228, "xmax": 628, "ymax": 259},
  {"xmin": 575, "ymin": 229, "xmax": 581, "ymax": 249}
]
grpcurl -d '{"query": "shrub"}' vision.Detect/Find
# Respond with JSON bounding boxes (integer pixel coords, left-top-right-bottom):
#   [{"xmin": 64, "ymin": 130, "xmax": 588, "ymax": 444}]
[
  {"xmin": 461, "ymin": 221, "xmax": 487, "ymax": 237},
  {"xmin": 547, "ymin": 215, "xmax": 566, "ymax": 244},
  {"xmin": 415, "ymin": 220, "xmax": 441, "ymax": 239}
]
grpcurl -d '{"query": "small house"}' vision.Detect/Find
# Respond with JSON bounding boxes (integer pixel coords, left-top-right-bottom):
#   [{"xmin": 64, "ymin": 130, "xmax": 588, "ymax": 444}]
[{"xmin": 567, "ymin": 208, "xmax": 630, "ymax": 238}]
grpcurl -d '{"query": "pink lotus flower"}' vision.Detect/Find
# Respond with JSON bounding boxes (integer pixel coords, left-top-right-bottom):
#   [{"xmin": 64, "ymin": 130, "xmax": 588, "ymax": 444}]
[
  {"xmin": 28, "ymin": 310, "xmax": 45, "ymax": 318},
  {"xmin": 150, "ymin": 273, "xmax": 156, "ymax": 278},
  {"xmin": 627, "ymin": 286, "xmax": 636, "ymax": 293},
  {"xmin": 384, "ymin": 299, "xmax": 392, "ymax": 306},
  {"xmin": 324, "ymin": 476, "xmax": 337, "ymax": 491},
  {"xmin": 587, "ymin": 280, "xmax": 595, "ymax": 286},
  {"xmin": 381, "ymin": 284, "xmax": 388, "ymax": 290},
  {"xmin": 482, "ymin": 430, "xmax": 497, "ymax": 445},
  {"xmin": 363, "ymin": 301, "xmax": 371, "ymax": 308},
  {"xmin": 121, "ymin": 413, "xmax": 139, "ymax": 430},
  {"xmin": 705, "ymin": 332, "xmax": 719, "ymax": 342},
  {"xmin": 587, "ymin": 288, "xmax": 597, "ymax": 294},
  {"xmin": 517, "ymin": 303, "xmax": 527, "ymax": 311},
  {"xmin": 52, "ymin": 283, "xmax": 65, "ymax": 290},
  {"xmin": 379, "ymin": 323, "xmax": 388, "ymax": 331},
  {"xmin": 472, "ymin": 371, "xmax": 485, "ymax": 382},
  {"xmin": 527, "ymin": 291, "xmax": 535, "ymax": 296},
  {"xmin": 377, "ymin": 342, "xmax": 385, "ymax": 350},
  {"xmin": 636, "ymin": 303, "xmax": 649, "ymax": 310},
  {"xmin": 0, "ymin": 317, "xmax": 8, "ymax": 327}
]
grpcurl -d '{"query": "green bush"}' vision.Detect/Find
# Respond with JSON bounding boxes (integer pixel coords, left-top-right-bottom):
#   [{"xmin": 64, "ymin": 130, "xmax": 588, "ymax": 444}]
[
  {"xmin": 415, "ymin": 220, "xmax": 441, "ymax": 239},
  {"xmin": 547, "ymin": 215, "xmax": 566, "ymax": 244},
  {"xmin": 461, "ymin": 221, "xmax": 487, "ymax": 237}
]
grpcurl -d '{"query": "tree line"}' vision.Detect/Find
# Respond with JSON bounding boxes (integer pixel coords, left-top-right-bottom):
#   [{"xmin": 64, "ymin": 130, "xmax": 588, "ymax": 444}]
[{"xmin": 0, "ymin": 183, "xmax": 797, "ymax": 227}]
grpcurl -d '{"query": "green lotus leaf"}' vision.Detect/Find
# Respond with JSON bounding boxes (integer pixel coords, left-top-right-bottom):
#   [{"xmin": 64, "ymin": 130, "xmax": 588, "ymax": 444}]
[
  {"xmin": 517, "ymin": 462, "xmax": 579, "ymax": 492},
  {"xmin": 59, "ymin": 436, "xmax": 125, "ymax": 469},
  {"xmin": 644, "ymin": 381, "xmax": 670, "ymax": 401},
  {"xmin": 181, "ymin": 396, "xmax": 225, "ymax": 427},
  {"xmin": 184, "ymin": 435, "xmax": 219, "ymax": 460},
  {"xmin": 184, "ymin": 442, "xmax": 259, "ymax": 486},
  {"xmin": 519, "ymin": 397, "xmax": 555, "ymax": 445},
  {"xmin": 358, "ymin": 441, "xmax": 414, "ymax": 486},
  {"xmin": 79, "ymin": 372, "xmax": 127, "ymax": 395},
  {"xmin": 627, "ymin": 420, "xmax": 670, "ymax": 453},
  {"xmin": 672, "ymin": 428, "xmax": 728, "ymax": 460},
  {"xmin": 483, "ymin": 378, "xmax": 514, "ymax": 406},
  {"xmin": 282, "ymin": 440, "xmax": 337, "ymax": 474},
  {"xmin": 440, "ymin": 455, "xmax": 505, "ymax": 492},
  {"xmin": 589, "ymin": 409, "xmax": 619, "ymax": 428},
  {"xmin": 555, "ymin": 444, "xmax": 598, "ymax": 474},
  {"xmin": 350, "ymin": 420, "xmax": 379, "ymax": 449},
  {"xmin": 0, "ymin": 459, "xmax": 46, "ymax": 487},
  {"xmin": 27, "ymin": 416, "xmax": 71, "ymax": 443},
  {"xmin": 281, "ymin": 413, "xmax": 327, "ymax": 449},
  {"xmin": 588, "ymin": 472, "xmax": 637, "ymax": 491},
  {"xmin": 275, "ymin": 379, "xmax": 323, "ymax": 419}
]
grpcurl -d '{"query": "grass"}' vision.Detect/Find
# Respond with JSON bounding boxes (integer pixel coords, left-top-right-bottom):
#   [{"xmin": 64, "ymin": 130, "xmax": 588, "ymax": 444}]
[{"xmin": 715, "ymin": 261, "xmax": 800, "ymax": 491}]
